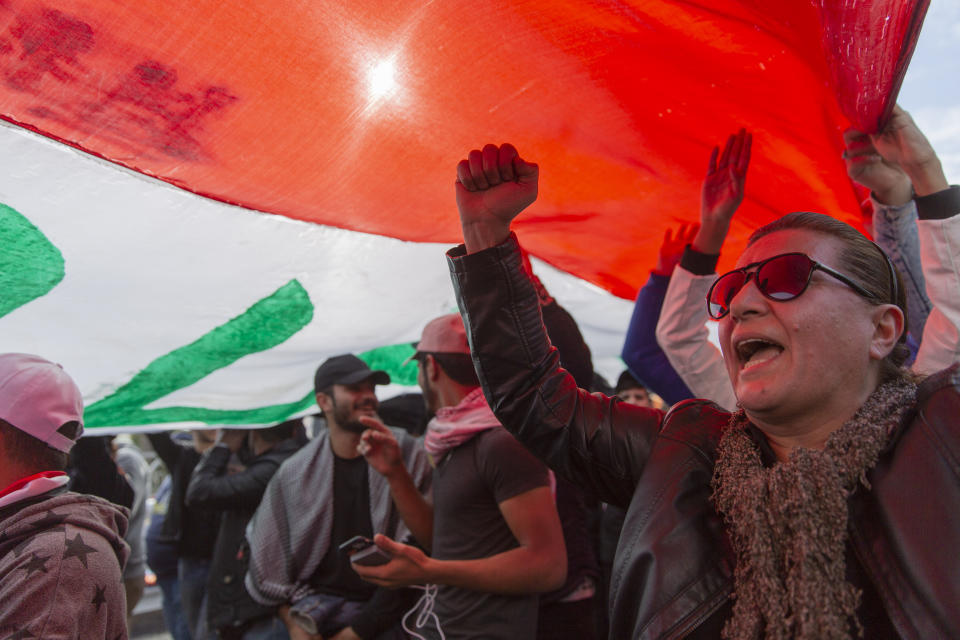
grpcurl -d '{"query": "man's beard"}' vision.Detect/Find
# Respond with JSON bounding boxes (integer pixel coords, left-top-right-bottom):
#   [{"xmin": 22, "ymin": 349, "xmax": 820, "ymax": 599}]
[
  {"xmin": 331, "ymin": 395, "xmax": 376, "ymax": 434},
  {"xmin": 419, "ymin": 371, "xmax": 439, "ymax": 419}
]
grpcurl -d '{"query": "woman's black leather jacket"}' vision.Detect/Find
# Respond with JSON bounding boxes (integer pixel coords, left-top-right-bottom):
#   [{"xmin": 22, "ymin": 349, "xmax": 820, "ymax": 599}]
[{"xmin": 448, "ymin": 233, "xmax": 960, "ymax": 639}]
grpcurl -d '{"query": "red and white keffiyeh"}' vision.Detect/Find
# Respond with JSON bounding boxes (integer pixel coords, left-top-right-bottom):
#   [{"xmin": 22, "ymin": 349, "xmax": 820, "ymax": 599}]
[{"xmin": 423, "ymin": 387, "xmax": 501, "ymax": 460}]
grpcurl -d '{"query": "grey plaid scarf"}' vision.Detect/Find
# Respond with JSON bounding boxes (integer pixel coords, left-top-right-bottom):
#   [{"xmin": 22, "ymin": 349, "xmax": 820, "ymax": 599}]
[{"xmin": 244, "ymin": 427, "xmax": 431, "ymax": 607}]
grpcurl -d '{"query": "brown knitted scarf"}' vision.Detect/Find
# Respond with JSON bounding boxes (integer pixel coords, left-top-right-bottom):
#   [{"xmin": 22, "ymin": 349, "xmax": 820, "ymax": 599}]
[{"xmin": 712, "ymin": 378, "xmax": 917, "ymax": 640}]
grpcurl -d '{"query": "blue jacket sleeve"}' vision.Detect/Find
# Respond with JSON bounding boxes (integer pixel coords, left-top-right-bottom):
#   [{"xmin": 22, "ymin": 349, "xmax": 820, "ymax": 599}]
[{"xmin": 621, "ymin": 273, "xmax": 694, "ymax": 405}]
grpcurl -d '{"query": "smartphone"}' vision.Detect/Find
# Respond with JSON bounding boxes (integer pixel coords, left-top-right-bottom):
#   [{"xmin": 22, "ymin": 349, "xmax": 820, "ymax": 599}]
[
  {"xmin": 338, "ymin": 535, "xmax": 374, "ymax": 555},
  {"xmin": 337, "ymin": 535, "xmax": 393, "ymax": 566}
]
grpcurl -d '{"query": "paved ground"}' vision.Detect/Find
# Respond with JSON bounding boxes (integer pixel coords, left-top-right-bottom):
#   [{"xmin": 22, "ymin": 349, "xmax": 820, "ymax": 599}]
[
  {"xmin": 130, "ymin": 585, "xmax": 173, "ymax": 640},
  {"xmin": 130, "ymin": 611, "xmax": 172, "ymax": 640}
]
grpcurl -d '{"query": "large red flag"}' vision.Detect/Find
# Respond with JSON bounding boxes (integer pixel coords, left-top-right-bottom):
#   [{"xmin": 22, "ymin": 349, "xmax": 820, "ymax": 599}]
[{"xmin": 0, "ymin": 0, "xmax": 927, "ymax": 298}]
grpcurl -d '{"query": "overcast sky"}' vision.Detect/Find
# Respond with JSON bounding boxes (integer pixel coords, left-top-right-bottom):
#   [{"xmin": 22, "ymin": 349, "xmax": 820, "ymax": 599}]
[{"xmin": 900, "ymin": 1, "xmax": 959, "ymax": 182}]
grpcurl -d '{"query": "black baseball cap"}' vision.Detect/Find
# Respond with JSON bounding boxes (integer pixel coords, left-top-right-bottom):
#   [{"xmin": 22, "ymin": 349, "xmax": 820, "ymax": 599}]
[
  {"xmin": 615, "ymin": 370, "xmax": 647, "ymax": 394},
  {"xmin": 314, "ymin": 354, "xmax": 390, "ymax": 394}
]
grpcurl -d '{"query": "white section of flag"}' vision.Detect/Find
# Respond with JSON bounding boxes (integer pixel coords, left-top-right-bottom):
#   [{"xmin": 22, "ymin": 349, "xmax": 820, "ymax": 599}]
[{"xmin": 0, "ymin": 122, "xmax": 635, "ymax": 424}]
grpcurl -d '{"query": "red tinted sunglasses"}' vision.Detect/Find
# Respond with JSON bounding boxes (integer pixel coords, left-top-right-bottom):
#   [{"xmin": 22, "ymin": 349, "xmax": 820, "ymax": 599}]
[{"xmin": 707, "ymin": 252, "xmax": 874, "ymax": 320}]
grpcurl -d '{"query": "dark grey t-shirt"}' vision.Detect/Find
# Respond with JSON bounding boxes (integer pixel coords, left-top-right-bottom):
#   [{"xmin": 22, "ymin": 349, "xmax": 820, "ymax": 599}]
[{"xmin": 429, "ymin": 427, "xmax": 550, "ymax": 640}]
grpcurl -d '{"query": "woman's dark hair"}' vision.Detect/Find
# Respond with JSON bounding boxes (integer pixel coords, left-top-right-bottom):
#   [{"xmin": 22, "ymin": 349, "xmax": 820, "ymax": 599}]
[{"xmin": 748, "ymin": 212, "xmax": 910, "ymax": 382}]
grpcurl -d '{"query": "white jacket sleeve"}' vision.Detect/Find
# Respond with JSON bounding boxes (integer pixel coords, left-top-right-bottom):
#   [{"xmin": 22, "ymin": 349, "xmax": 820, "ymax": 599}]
[
  {"xmin": 912, "ymin": 214, "xmax": 960, "ymax": 374},
  {"xmin": 655, "ymin": 265, "xmax": 738, "ymax": 410}
]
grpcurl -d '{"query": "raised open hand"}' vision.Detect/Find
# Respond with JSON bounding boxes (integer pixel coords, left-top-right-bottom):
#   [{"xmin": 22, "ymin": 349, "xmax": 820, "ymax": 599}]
[
  {"xmin": 653, "ymin": 222, "xmax": 700, "ymax": 277},
  {"xmin": 695, "ymin": 129, "xmax": 751, "ymax": 254},
  {"xmin": 456, "ymin": 143, "xmax": 539, "ymax": 253}
]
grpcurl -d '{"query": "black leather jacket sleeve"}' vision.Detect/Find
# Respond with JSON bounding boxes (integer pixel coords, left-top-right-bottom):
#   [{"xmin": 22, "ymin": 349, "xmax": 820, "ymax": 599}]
[
  {"xmin": 448, "ymin": 233, "xmax": 666, "ymax": 508},
  {"xmin": 185, "ymin": 444, "xmax": 281, "ymax": 511}
]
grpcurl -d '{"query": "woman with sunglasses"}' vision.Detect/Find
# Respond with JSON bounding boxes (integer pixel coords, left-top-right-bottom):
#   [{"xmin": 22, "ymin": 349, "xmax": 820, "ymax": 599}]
[
  {"xmin": 658, "ymin": 108, "xmax": 949, "ymax": 414},
  {"xmin": 444, "ymin": 137, "xmax": 959, "ymax": 638}
]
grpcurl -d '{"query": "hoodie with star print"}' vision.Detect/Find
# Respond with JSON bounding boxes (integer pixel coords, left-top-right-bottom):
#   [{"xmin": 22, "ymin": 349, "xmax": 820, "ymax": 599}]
[{"xmin": 0, "ymin": 476, "xmax": 130, "ymax": 639}]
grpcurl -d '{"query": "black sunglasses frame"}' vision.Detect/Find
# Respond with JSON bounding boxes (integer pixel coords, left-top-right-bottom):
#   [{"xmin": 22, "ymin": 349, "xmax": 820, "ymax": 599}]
[{"xmin": 706, "ymin": 252, "xmax": 875, "ymax": 320}]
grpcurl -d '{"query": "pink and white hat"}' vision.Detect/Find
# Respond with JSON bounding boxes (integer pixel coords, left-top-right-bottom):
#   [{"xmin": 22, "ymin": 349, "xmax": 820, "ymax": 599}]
[{"xmin": 0, "ymin": 353, "xmax": 84, "ymax": 453}]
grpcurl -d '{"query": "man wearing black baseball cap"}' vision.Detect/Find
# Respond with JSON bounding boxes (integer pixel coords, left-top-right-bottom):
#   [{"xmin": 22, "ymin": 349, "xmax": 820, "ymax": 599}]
[
  {"xmin": 312, "ymin": 355, "xmax": 391, "ymax": 435},
  {"xmin": 246, "ymin": 354, "xmax": 432, "ymax": 640}
]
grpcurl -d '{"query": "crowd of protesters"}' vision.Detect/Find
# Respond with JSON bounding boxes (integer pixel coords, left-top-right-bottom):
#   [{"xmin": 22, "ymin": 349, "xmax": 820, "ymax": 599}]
[{"xmin": 1, "ymin": 105, "xmax": 957, "ymax": 640}]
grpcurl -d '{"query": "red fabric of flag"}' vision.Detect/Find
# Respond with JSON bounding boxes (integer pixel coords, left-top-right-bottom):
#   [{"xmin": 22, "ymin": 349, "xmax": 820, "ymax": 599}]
[{"xmin": 0, "ymin": 0, "xmax": 927, "ymax": 298}]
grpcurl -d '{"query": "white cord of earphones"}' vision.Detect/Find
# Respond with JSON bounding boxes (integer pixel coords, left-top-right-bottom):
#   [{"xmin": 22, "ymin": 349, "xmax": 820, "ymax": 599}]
[{"xmin": 401, "ymin": 583, "xmax": 445, "ymax": 640}]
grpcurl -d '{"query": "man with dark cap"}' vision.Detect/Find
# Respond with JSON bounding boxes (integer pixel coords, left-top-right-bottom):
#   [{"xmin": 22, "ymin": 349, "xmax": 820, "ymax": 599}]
[
  {"xmin": 0, "ymin": 353, "xmax": 129, "ymax": 639},
  {"xmin": 245, "ymin": 354, "xmax": 431, "ymax": 640}
]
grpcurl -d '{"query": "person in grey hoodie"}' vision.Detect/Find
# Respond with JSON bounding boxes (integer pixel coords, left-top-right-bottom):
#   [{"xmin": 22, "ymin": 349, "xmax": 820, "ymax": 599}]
[
  {"xmin": 116, "ymin": 438, "xmax": 150, "ymax": 617},
  {"xmin": 0, "ymin": 353, "xmax": 129, "ymax": 639}
]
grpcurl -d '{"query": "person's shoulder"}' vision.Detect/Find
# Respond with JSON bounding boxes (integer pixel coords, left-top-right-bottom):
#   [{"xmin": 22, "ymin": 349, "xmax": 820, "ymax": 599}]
[
  {"xmin": 475, "ymin": 425, "xmax": 520, "ymax": 450},
  {"xmin": 0, "ymin": 525, "xmax": 121, "ymax": 617},
  {"xmin": 261, "ymin": 437, "xmax": 303, "ymax": 464},
  {"xmin": 909, "ymin": 364, "xmax": 960, "ymax": 450},
  {"xmin": 659, "ymin": 398, "xmax": 731, "ymax": 457},
  {"xmin": 7, "ymin": 494, "xmax": 128, "ymax": 574},
  {"xmin": 19, "ymin": 491, "xmax": 129, "ymax": 529},
  {"xmin": 916, "ymin": 362, "xmax": 960, "ymax": 402},
  {"xmin": 471, "ymin": 428, "xmax": 550, "ymax": 493},
  {"xmin": 389, "ymin": 425, "xmax": 423, "ymax": 444},
  {"xmin": 252, "ymin": 437, "xmax": 300, "ymax": 465},
  {"xmin": 275, "ymin": 432, "xmax": 325, "ymax": 472},
  {"xmin": 391, "ymin": 427, "xmax": 429, "ymax": 459},
  {"xmin": 474, "ymin": 427, "xmax": 545, "ymax": 470},
  {"xmin": 1, "ymin": 509, "xmax": 127, "ymax": 637}
]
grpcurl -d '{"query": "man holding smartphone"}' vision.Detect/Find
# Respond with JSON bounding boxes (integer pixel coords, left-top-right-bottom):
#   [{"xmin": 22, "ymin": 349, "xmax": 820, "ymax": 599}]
[
  {"xmin": 245, "ymin": 355, "xmax": 432, "ymax": 640},
  {"xmin": 354, "ymin": 315, "xmax": 566, "ymax": 639}
]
